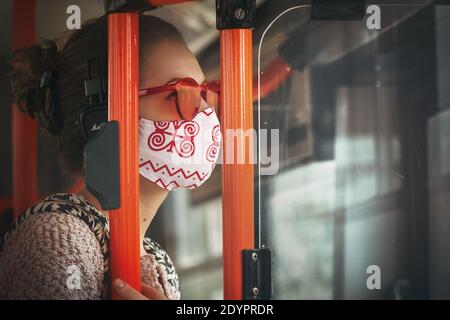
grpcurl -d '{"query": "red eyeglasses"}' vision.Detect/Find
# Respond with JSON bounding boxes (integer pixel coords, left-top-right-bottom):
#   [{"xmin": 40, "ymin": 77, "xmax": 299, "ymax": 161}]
[{"xmin": 138, "ymin": 77, "xmax": 220, "ymax": 120}]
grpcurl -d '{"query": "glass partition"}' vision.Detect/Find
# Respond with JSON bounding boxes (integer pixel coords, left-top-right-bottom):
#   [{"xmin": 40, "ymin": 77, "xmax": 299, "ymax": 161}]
[{"xmin": 256, "ymin": 2, "xmax": 450, "ymax": 299}]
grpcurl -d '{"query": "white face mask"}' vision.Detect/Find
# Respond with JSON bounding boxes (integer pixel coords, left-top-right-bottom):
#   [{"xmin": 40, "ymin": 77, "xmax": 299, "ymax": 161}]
[{"xmin": 139, "ymin": 106, "xmax": 221, "ymax": 191}]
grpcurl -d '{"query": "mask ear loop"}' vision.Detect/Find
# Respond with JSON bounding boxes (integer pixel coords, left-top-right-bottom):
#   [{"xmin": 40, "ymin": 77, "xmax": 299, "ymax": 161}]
[
  {"xmin": 201, "ymin": 81, "xmax": 220, "ymax": 118},
  {"xmin": 199, "ymin": 81, "xmax": 219, "ymax": 118},
  {"xmin": 174, "ymin": 94, "xmax": 186, "ymax": 120}
]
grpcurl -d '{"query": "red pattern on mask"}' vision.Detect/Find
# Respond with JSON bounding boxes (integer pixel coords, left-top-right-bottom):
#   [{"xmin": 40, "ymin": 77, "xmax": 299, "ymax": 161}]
[
  {"xmin": 206, "ymin": 124, "xmax": 220, "ymax": 169},
  {"xmin": 139, "ymin": 159, "xmax": 209, "ymax": 181},
  {"xmin": 147, "ymin": 120, "xmax": 200, "ymax": 158}
]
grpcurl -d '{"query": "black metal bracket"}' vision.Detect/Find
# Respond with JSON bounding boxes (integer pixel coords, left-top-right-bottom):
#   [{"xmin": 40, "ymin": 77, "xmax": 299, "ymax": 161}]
[
  {"xmin": 83, "ymin": 121, "xmax": 121, "ymax": 210},
  {"xmin": 104, "ymin": 0, "xmax": 157, "ymax": 13},
  {"xmin": 311, "ymin": 0, "xmax": 366, "ymax": 21},
  {"xmin": 216, "ymin": 0, "xmax": 256, "ymax": 30},
  {"xmin": 242, "ymin": 248, "xmax": 272, "ymax": 300}
]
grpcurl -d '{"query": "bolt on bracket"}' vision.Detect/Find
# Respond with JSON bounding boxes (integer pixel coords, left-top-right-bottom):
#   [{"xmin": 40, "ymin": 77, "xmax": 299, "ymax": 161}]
[
  {"xmin": 216, "ymin": 0, "xmax": 256, "ymax": 30},
  {"xmin": 242, "ymin": 248, "xmax": 272, "ymax": 300}
]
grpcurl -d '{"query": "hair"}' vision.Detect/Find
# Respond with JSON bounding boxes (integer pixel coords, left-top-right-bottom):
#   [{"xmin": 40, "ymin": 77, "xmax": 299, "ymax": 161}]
[{"xmin": 9, "ymin": 14, "xmax": 185, "ymax": 175}]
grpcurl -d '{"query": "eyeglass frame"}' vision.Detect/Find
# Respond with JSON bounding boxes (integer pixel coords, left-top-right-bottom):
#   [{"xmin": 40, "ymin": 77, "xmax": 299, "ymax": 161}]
[
  {"xmin": 138, "ymin": 77, "xmax": 220, "ymax": 120},
  {"xmin": 138, "ymin": 77, "xmax": 220, "ymax": 101}
]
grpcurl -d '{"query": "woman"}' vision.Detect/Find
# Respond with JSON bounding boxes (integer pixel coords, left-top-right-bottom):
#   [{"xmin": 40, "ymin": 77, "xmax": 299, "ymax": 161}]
[{"xmin": 0, "ymin": 14, "xmax": 220, "ymax": 300}]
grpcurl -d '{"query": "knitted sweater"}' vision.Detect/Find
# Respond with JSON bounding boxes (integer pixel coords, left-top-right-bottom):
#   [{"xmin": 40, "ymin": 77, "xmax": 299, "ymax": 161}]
[{"xmin": 0, "ymin": 193, "xmax": 180, "ymax": 300}]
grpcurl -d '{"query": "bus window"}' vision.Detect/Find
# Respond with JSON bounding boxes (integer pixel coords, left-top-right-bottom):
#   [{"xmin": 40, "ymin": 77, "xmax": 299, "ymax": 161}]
[{"xmin": 256, "ymin": 2, "xmax": 450, "ymax": 299}]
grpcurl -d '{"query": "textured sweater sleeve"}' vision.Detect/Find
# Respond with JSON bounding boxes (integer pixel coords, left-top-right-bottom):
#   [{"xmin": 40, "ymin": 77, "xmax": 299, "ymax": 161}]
[
  {"xmin": 0, "ymin": 213, "xmax": 105, "ymax": 300},
  {"xmin": 141, "ymin": 254, "xmax": 180, "ymax": 300}
]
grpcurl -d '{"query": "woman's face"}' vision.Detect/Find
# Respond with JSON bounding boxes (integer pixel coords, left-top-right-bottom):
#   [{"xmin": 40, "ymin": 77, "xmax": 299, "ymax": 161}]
[{"xmin": 139, "ymin": 40, "xmax": 207, "ymax": 121}]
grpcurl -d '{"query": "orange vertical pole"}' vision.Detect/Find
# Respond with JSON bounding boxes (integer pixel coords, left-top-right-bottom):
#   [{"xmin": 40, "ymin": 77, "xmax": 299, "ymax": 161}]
[
  {"xmin": 221, "ymin": 29, "xmax": 254, "ymax": 299},
  {"xmin": 11, "ymin": 0, "xmax": 39, "ymax": 218},
  {"xmin": 108, "ymin": 13, "xmax": 141, "ymax": 298}
]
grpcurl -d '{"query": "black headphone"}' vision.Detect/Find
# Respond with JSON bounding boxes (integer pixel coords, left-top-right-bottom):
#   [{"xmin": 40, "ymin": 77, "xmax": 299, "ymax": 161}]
[
  {"xmin": 79, "ymin": 15, "xmax": 109, "ymax": 141},
  {"xmin": 80, "ymin": 15, "xmax": 121, "ymax": 210}
]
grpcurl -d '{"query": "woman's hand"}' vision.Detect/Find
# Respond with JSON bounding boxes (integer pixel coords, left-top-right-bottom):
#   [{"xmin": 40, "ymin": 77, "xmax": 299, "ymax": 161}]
[{"xmin": 113, "ymin": 278, "xmax": 168, "ymax": 300}]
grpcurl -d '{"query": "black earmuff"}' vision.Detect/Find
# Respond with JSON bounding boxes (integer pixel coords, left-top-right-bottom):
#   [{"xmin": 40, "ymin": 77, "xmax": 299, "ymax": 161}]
[
  {"xmin": 80, "ymin": 15, "xmax": 108, "ymax": 141},
  {"xmin": 81, "ymin": 15, "xmax": 120, "ymax": 210}
]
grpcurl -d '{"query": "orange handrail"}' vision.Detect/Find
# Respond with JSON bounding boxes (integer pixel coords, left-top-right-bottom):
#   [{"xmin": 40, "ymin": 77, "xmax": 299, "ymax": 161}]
[
  {"xmin": 253, "ymin": 57, "xmax": 293, "ymax": 102},
  {"xmin": 108, "ymin": 13, "xmax": 141, "ymax": 298},
  {"xmin": 221, "ymin": 29, "xmax": 255, "ymax": 300},
  {"xmin": 0, "ymin": 198, "xmax": 12, "ymax": 215},
  {"xmin": 11, "ymin": 0, "xmax": 39, "ymax": 218}
]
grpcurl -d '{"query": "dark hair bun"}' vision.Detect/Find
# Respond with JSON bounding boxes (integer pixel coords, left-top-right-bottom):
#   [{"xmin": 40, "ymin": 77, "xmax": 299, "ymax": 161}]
[{"xmin": 9, "ymin": 40, "xmax": 62, "ymax": 135}]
